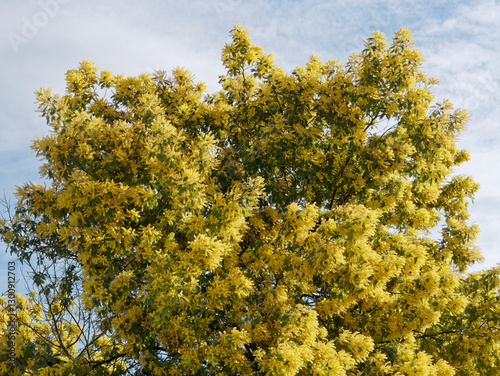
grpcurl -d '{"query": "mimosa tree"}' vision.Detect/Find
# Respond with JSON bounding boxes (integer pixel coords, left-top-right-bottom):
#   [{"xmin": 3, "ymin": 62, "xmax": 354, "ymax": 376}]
[{"xmin": 1, "ymin": 25, "xmax": 499, "ymax": 375}]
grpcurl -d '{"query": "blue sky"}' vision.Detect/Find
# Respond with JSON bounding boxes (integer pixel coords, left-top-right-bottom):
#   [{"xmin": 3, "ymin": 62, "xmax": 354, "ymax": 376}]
[{"xmin": 1, "ymin": 0, "xmax": 499, "ymax": 295}]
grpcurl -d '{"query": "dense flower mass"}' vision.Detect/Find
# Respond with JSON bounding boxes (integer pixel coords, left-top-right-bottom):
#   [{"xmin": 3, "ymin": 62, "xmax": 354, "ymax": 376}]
[{"xmin": 1, "ymin": 25, "xmax": 499, "ymax": 375}]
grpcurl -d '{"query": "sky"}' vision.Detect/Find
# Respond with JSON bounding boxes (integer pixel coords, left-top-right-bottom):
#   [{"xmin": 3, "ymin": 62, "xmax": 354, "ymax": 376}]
[{"xmin": 1, "ymin": 0, "xmax": 499, "ymax": 295}]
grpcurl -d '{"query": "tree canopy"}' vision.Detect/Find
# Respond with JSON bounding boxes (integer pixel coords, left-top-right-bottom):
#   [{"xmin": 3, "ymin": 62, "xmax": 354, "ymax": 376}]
[{"xmin": 1, "ymin": 24, "xmax": 499, "ymax": 375}]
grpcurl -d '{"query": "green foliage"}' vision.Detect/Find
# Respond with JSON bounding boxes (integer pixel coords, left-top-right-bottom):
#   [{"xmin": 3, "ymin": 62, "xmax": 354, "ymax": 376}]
[{"xmin": 1, "ymin": 24, "xmax": 498, "ymax": 375}]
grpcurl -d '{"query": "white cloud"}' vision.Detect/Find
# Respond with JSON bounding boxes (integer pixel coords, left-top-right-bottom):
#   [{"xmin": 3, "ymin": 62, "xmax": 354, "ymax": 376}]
[{"xmin": 413, "ymin": 0, "xmax": 500, "ymax": 267}]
